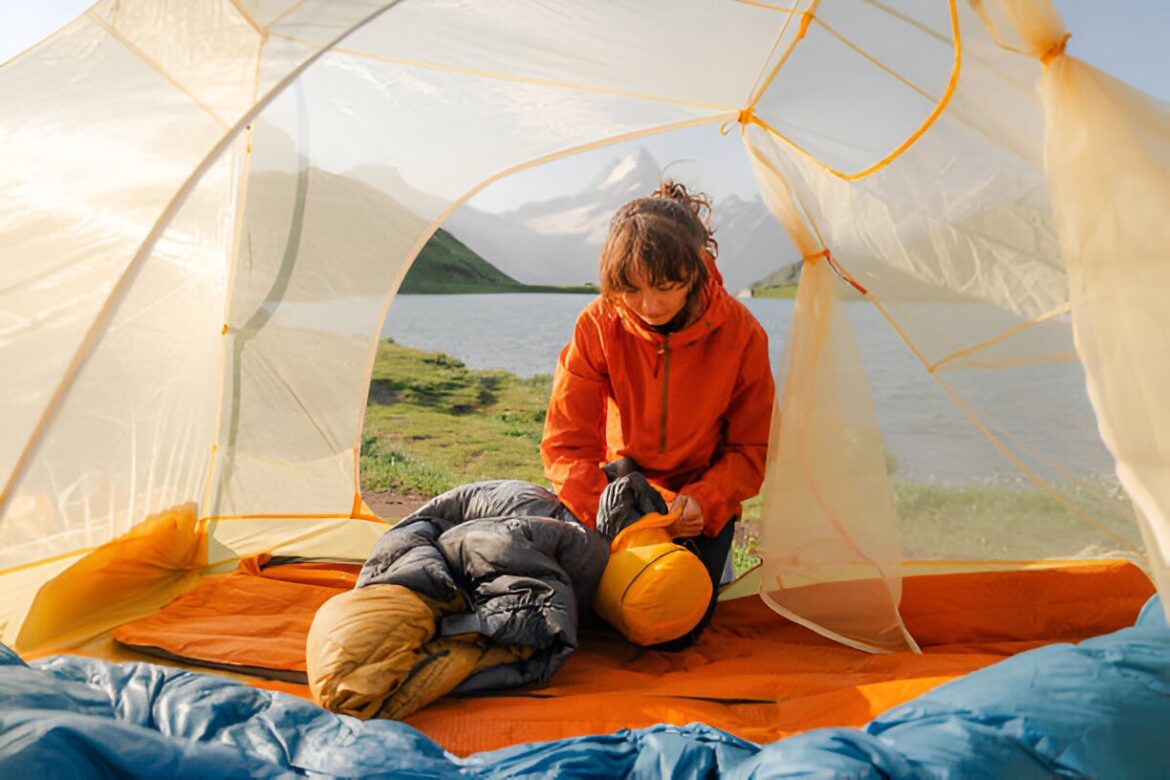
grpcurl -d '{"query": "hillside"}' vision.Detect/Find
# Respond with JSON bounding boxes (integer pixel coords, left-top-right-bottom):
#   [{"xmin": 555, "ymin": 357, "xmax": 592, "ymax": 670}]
[
  {"xmin": 401, "ymin": 229, "xmax": 524, "ymax": 293},
  {"xmin": 349, "ymin": 149, "xmax": 798, "ymax": 293},
  {"xmin": 749, "ymin": 262, "xmax": 802, "ymax": 297},
  {"xmin": 402, "ymin": 229, "xmax": 596, "ymax": 294}
]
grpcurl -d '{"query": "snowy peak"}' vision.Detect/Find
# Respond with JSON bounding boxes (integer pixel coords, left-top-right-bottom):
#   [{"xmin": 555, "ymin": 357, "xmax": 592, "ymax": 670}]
[
  {"xmin": 589, "ymin": 147, "xmax": 663, "ymax": 192},
  {"xmin": 502, "ymin": 146, "xmax": 662, "ymax": 240},
  {"xmin": 442, "ymin": 147, "xmax": 800, "ymax": 291}
]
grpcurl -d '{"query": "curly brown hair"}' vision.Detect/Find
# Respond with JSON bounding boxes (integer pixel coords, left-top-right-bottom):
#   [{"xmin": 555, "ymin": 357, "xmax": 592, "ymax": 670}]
[{"xmin": 599, "ymin": 180, "xmax": 718, "ymax": 313}]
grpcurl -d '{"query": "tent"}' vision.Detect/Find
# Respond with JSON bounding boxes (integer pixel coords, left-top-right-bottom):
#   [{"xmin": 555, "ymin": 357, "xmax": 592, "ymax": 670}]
[{"xmin": 2, "ymin": 0, "xmax": 1169, "ymax": 773}]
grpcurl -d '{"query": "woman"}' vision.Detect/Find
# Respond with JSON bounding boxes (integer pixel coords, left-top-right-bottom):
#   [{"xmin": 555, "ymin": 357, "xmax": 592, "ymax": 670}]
[{"xmin": 541, "ymin": 180, "xmax": 775, "ymax": 647}]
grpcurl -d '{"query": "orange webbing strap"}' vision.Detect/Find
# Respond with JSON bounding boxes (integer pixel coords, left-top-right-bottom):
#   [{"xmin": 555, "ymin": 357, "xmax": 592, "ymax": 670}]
[
  {"xmin": 239, "ymin": 553, "xmax": 362, "ymax": 589},
  {"xmin": 609, "ymin": 507, "xmax": 682, "ymax": 552},
  {"xmin": 1041, "ymin": 32, "xmax": 1070, "ymax": 65},
  {"xmin": 803, "ymin": 247, "xmax": 869, "ymax": 295}
]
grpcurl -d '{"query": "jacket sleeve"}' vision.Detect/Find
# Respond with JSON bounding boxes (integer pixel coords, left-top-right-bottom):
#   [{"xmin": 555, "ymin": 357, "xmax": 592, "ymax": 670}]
[
  {"xmin": 683, "ymin": 323, "xmax": 775, "ymax": 537},
  {"xmin": 541, "ymin": 311, "xmax": 611, "ymax": 528}
]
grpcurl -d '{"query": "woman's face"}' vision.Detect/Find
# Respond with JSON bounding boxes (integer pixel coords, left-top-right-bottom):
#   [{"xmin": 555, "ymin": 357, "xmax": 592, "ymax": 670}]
[{"xmin": 619, "ymin": 265, "xmax": 691, "ymax": 327}]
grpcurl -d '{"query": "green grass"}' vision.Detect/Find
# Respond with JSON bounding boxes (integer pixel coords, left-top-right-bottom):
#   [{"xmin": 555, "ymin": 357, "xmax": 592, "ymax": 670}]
[
  {"xmin": 362, "ymin": 340, "xmax": 551, "ymax": 494},
  {"xmin": 891, "ymin": 479, "xmax": 1139, "ymax": 561},
  {"xmin": 750, "ymin": 282, "xmax": 864, "ymax": 301},
  {"xmin": 749, "ymin": 285, "xmax": 799, "ymax": 299},
  {"xmin": 362, "ymin": 340, "xmax": 1142, "ymax": 573},
  {"xmin": 401, "ymin": 229, "xmax": 598, "ymax": 295},
  {"xmin": 731, "ymin": 480, "xmax": 1140, "ymax": 570}
]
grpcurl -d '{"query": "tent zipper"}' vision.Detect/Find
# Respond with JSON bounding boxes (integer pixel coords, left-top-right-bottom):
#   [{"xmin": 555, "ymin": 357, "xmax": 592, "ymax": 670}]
[{"xmin": 659, "ymin": 335, "xmax": 671, "ymax": 453}]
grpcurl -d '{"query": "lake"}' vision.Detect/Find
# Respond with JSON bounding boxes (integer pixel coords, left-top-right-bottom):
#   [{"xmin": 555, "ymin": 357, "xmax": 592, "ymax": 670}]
[{"xmin": 383, "ymin": 293, "xmax": 1115, "ymax": 485}]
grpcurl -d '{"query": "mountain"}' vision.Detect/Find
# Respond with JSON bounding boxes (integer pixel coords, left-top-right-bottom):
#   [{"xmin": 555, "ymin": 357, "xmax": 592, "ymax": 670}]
[
  {"xmin": 448, "ymin": 148, "xmax": 799, "ymax": 293},
  {"xmin": 402, "ymin": 229, "xmax": 594, "ymax": 294},
  {"xmin": 347, "ymin": 147, "xmax": 801, "ymax": 293},
  {"xmin": 501, "ymin": 147, "xmax": 662, "ymax": 244},
  {"xmin": 401, "ymin": 230, "xmax": 524, "ymax": 293},
  {"xmin": 711, "ymin": 193, "xmax": 798, "ymax": 294},
  {"xmin": 751, "ymin": 262, "xmax": 803, "ymax": 291},
  {"xmin": 436, "ymin": 150, "xmax": 665, "ymax": 287},
  {"xmin": 239, "ymin": 163, "xmax": 587, "ymax": 297}
]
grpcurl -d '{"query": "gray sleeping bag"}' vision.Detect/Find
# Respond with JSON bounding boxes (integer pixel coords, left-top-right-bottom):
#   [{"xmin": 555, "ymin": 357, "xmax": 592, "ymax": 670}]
[{"xmin": 356, "ymin": 480, "xmax": 609, "ymax": 692}]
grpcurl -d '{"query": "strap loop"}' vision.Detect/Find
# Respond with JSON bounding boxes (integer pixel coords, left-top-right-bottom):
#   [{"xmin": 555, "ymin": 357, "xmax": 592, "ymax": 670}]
[
  {"xmin": 1041, "ymin": 32, "xmax": 1070, "ymax": 65},
  {"xmin": 797, "ymin": 10, "xmax": 814, "ymax": 41},
  {"xmin": 720, "ymin": 105, "xmax": 757, "ymax": 136}
]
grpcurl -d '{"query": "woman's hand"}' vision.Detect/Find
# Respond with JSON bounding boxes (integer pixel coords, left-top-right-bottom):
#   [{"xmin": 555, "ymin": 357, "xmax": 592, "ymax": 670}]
[{"xmin": 667, "ymin": 494, "xmax": 704, "ymax": 538}]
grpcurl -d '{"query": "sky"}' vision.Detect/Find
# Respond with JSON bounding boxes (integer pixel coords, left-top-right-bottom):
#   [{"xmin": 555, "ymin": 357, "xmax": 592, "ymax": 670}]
[{"xmin": 2, "ymin": 1, "xmax": 1168, "ymax": 212}]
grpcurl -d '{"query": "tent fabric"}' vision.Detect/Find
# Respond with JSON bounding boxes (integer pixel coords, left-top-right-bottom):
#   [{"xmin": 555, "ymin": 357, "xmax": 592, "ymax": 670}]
[
  {"xmin": 4, "ymin": 0, "xmax": 1169, "ymax": 658},
  {"xmin": 2, "ymin": 590, "xmax": 1166, "ymax": 778},
  {"xmin": 4, "ymin": 6, "xmax": 1170, "ymax": 770},
  {"xmin": 1022, "ymin": 3, "xmax": 1170, "ymax": 610},
  {"xmin": 98, "ymin": 558, "xmax": 1151, "ymax": 755}
]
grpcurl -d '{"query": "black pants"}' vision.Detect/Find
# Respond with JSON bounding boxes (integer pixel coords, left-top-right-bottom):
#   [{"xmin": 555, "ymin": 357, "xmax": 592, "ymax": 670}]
[{"xmin": 651, "ymin": 517, "xmax": 737, "ymax": 651}]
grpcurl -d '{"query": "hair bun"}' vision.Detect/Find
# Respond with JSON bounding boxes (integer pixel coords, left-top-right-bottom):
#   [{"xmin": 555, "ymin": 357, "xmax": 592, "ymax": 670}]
[{"xmin": 652, "ymin": 179, "xmax": 717, "ymax": 260}]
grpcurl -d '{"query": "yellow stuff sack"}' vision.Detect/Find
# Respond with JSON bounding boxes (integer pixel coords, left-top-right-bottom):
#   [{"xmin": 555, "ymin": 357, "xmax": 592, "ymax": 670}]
[{"xmin": 592, "ymin": 508, "xmax": 713, "ymax": 647}]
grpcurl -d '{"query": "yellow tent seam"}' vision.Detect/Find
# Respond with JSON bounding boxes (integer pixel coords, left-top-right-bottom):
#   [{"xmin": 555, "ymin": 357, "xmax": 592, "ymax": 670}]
[
  {"xmin": 228, "ymin": 0, "xmax": 268, "ymax": 39},
  {"xmin": 788, "ymin": 267, "xmax": 900, "ymax": 598},
  {"xmin": 203, "ymin": 24, "xmax": 273, "ymax": 515},
  {"xmin": 967, "ymin": 0, "xmax": 1037, "ymax": 61},
  {"xmin": 968, "ymin": 0, "xmax": 1072, "ymax": 67},
  {"xmin": 785, "ymin": 145, "xmax": 831, "ymax": 248},
  {"xmin": 865, "ymin": 0, "xmax": 1033, "ymax": 107},
  {"xmin": 762, "ymin": 591, "xmax": 919, "ymax": 654},
  {"xmin": 741, "ymin": 1, "xmax": 805, "ymax": 109},
  {"xmin": 949, "ymin": 353, "xmax": 1078, "ymax": 370},
  {"xmin": 204, "ymin": 97, "xmax": 261, "ymax": 516},
  {"xmin": 745, "ymin": 0, "xmax": 820, "ymax": 110},
  {"xmin": 812, "ymin": 16, "xmax": 937, "ymax": 102},
  {"xmin": 928, "ymin": 302, "xmax": 1072, "ymax": 372},
  {"xmin": 268, "ymin": 0, "xmax": 308, "ymax": 29},
  {"xmin": 746, "ymin": 0, "xmax": 960, "ymax": 183},
  {"xmin": 931, "ymin": 373, "xmax": 1144, "ymax": 557},
  {"xmin": 733, "ymin": 0, "xmax": 802, "ymax": 12},
  {"xmin": 0, "ymin": 0, "xmax": 408, "ymax": 522},
  {"xmin": 84, "ymin": 11, "xmax": 231, "ymax": 130},
  {"xmin": 268, "ymin": 33, "xmax": 738, "ymax": 114},
  {"xmin": 865, "ymin": 296, "xmax": 1143, "ymax": 558},
  {"xmin": 985, "ymin": 406, "xmax": 1121, "ymax": 496},
  {"xmin": 0, "ymin": 548, "xmax": 94, "ymax": 578},
  {"xmin": 742, "ymin": 132, "xmax": 828, "ymax": 249},
  {"xmin": 861, "ymin": 0, "xmax": 952, "ymax": 45}
]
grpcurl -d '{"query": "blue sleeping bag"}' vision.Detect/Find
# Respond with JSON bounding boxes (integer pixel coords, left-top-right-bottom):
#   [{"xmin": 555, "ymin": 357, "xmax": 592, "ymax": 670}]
[{"xmin": 1, "ymin": 596, "xmax": 1166, "ymax": 778}]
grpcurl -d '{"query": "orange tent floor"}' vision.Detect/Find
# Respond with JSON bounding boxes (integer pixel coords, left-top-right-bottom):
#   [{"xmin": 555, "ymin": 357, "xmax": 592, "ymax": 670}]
[{"xmin": 106, "ymin": 558, "xmax": 1153, "ymax": 757}]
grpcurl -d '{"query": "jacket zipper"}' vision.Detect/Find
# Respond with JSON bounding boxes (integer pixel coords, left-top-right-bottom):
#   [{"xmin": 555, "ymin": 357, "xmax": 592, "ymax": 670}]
[{"xmin": 659, "ymin": 335, "xmax": 671, "ymax": 453}]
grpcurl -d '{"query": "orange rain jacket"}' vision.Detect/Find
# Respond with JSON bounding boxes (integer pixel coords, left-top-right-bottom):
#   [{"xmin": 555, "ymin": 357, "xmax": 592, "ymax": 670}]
[{"xmin": 542, "ymin": 261, "xmax": 775, "ymax": 536}]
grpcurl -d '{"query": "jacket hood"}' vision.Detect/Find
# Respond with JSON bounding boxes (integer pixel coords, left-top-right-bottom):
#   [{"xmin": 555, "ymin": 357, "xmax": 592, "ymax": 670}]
[{"xmin": 612, "ymin": 252, "xmax": 730, "ymax": 347}]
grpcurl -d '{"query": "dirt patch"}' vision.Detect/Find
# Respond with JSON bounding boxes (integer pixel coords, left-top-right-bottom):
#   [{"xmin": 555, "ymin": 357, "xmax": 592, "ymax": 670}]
[{"xmin": 361, "ymin": 489, "xmax": 429, "ymax": 522}]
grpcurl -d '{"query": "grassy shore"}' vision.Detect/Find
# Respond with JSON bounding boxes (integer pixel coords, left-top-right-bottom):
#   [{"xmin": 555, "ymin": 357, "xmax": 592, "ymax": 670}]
[
  {"xmin": 362, "ymin": 339, "xmax": 551, "ymax": 495},
  {"xmin": 748, "ymin": 285, "xmax": 799, "ymax": 299},
  {"xmin": 362, "ymin": 340, "xmax": 1142, "ymax": 569}
]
